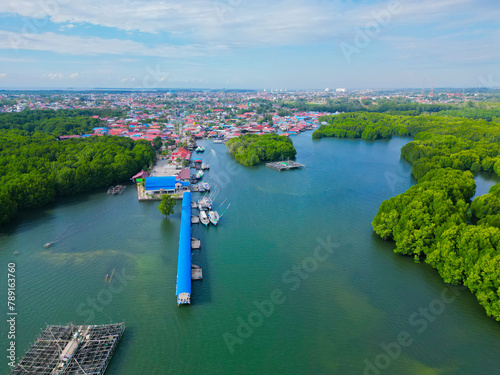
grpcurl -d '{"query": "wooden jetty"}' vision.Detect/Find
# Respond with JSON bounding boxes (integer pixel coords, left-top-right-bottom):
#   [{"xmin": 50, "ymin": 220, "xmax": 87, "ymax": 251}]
[
  {"xmin": 191, "ymin": 265, "xmax": 203, "ymax": 280},
  {"xmin": 191, "ymin": 184, "xmax": 206, "ymax": 193},
  {"xmin": 266, "ymin": 160, "xmax": 305, "ymax": 171},
  {"xmin": 12, "ymin": 323, "xmax": 125, "ymax": 375},
  {"xmin": 191, "ymin": 237, "xmax": 201, "ymax": 249}
]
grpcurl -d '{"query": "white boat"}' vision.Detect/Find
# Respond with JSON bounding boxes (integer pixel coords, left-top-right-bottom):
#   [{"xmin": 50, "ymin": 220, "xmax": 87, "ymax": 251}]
[
  {"xmin": 199, "ymin": 211, "xmax": 210, "ymax": 226},
  {"xmin": 196, "ymin": 170, "xmax": 204, "ymax": 179},
  {"xmin": 198, "ymin": 197, "xmax": 212, "ymax": 211},
  {"xmin": 209, "ymin": 210, "xmax": 220, "ymax": 226},
  {"xmin": 202, "ymin": 182, "xmax": 211, "ymax": 191},
  {"xmin": 213, "ymin": 139, "xmax": 223, "ymax": 144}
]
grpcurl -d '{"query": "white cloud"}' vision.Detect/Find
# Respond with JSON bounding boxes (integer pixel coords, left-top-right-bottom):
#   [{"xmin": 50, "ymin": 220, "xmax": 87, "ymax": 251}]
[
  {"xmin": 69, "ymin": 72, "xmax": 79, "ymax": 79},
  {"xmin": 47, "ymin": 73, "xmax": 63, "ymax": 79},
  {"xmin": 0, "ymin": 73, "xmax": 7, "ymax": 78},
  {"xmin": 0, "ymin": 0, "xmax": 494, "ymax": 46},
  {"xmin": 0, "ymin": 0, "xmax": 498, "ymax": 68},
  {"xmin": 0, "ymin": 30, "xmax": 224, "ymax": 58},
  {"xmin": 0, "ymin": 0, "xmax": 340, "ymax": 46}
]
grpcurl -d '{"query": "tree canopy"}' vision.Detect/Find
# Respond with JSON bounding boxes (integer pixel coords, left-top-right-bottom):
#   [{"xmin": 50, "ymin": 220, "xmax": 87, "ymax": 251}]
[
  {"xmin": 315, "ymin": 111, "xmax": 500, "ymax": 321},
  {"xmin": 0, "ymin": 130, "xmax": 155, "ymax": 225},
  {"xmin": 0, "ymin": 109, "xmax": 124, "ymax": 136},
  {"xmin": 158, "ymin": 195, "xmax": 176, "ymax": 217},
  {"xmin": 226, "ymin": 134, "xmax": 296, "ymax": 166}
]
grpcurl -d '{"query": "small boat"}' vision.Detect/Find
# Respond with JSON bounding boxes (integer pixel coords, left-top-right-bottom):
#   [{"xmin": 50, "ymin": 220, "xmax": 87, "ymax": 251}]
[
  {"xmin": 199, "ymin": 211, "xmax": 210, "ymax": 226},
  {"xmin": 213, "ymin": 139, "xmax": 223, "ymax": 144},
  {"xmin": 202, "ymin": 182, "xmax": 211, "ymax": 191},
  {"xmin": 196, "ymin": 170, "xmax": 204, "ymax": 179},
  {"xmin": 209, "ymin": 210, "xmax": 220, "ymax": 226},
  {"xmin": 107, "ymin": 185, "xmax": 126, "ymax": 195},
  {"xmin": 198, "ymin": 197, "xmax": 212, "ymax": 211},
  {"xmin": 195, "ymin": 146, "xmax": 205, "ymax": 153},
  {"xmin": 44, "ymin": 242, "xmax": 54, "ymax": 248}
]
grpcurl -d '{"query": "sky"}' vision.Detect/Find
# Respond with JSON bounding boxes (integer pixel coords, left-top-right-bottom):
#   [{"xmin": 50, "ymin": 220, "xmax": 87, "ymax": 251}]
[{"xmin": 0, "ymin": 0, "xmax": 499, "ymax": 90}]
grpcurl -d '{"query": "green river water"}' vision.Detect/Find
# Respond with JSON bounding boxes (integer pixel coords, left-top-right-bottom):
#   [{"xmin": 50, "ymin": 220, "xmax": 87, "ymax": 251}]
[{"xmin": 1, "ymin": 134, "xmax": 500, "ymax": 375}]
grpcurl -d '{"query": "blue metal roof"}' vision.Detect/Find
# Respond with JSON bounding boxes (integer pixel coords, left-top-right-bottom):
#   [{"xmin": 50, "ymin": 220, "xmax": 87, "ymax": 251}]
[
  {"xmin": 176, "ymin": 192, "xmax": 192, "ymax": 297},
  {"xmin": 145, "ymin": 176, "xmax": 177, "ymax": 191}
]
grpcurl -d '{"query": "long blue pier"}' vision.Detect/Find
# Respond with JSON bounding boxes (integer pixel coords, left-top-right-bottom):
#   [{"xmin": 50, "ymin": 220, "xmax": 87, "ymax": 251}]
[{"xmin": 176, "ymin": 191, "xmax": 192, "ymax": 304}]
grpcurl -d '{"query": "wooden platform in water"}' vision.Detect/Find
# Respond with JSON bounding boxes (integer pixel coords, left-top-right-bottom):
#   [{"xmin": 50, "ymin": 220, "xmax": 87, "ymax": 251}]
[
  {"xmin": 191, "ymin": 265, "xmax": 203, "ymax": 280},
  {"xmin": 191, "ymin": 238, "xmax": 201, "ymax": 249},
  {"xmin": 266, "ymin": 160, "xmax": 305, "ymax": 171}
]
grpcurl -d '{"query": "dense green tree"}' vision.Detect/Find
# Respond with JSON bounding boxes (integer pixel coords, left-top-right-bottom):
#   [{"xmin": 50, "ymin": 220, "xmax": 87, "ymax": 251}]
[
  {"xmin": 153, "ymin": 136, "xmax": 163, "ymax": 150},
  {"xmin": 226, "ymin": 134, "xmax": 296, "ymax": 166},
  {"xmin": 315, "ymin": 112, "xmax": 500, "ymax": 320},
  {"xmin": 158, "ymin": 195, "xmax": 175, "ymax": 217},
  {"xmin": 0, "ymin": 131, "xmax": 156, "ymax": 224}
]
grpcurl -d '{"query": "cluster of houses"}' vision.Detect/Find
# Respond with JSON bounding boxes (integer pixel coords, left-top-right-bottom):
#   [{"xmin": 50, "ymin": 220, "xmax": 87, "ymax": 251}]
[{"xmin": 59, "ymin": 111, "xmax": 325, "ymax": 143}]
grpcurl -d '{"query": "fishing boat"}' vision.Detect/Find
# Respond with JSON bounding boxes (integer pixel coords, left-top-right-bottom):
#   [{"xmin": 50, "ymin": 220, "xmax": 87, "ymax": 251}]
[
  {"xmin": 208, "ymin": 210, "xmax": 220, "ymax": 226},
  {"xmin": 198, "ymin": 197, "xmax": 212, "ymax": 211},
  {"xmin": 107, "ymin": 185, "xmax": 126, "ymax": 195},
  {"xmin": 199, "ymin": 211, "xmax": 210, "ymax": 226},
  {"xmin": 44, "ymin": 242, "xmax": 54, "ymax": 248},
  {"xmin": 202, "ymin": 182, "xmax": 211, "ymax": 191},
  {"xmin": 196, "ymin": 170, "xmax": 204, "ymax": 179},
  {"xmin": 213, "ymin": 139, "xmax": 223, "ymax": 144},
  {"xmin": 195, "ymin": 146, "xmax": 205, "ymax": 153}
]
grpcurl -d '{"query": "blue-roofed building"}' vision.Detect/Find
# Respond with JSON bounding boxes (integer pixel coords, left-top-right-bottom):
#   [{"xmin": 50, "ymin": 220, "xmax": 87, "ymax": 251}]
[{"xmin": 144, "ymin": 176, "xmax": 189, "ymax": 195}]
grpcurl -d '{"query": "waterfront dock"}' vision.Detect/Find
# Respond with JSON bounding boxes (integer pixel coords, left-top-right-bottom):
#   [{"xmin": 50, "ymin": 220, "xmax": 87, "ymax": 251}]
[
  {"xmin": 12, "ymin": 323, "xmax": 125, "ymax": 375},
  {"xmin": 266, "ymin": 160, "xmax": 305, "ymax": 171},
  {"xmin": 191, "ymin": 237, "xmax": 201, "ymax": 249},
  {"xmin": 191, "ymin": 264, "xmax": 203, "ymax": 280}
]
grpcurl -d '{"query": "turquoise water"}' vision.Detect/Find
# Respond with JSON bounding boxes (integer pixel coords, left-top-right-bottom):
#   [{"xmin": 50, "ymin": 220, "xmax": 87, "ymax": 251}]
[{"xmin": 1, "ymin": 134, "xmax": 500, "ymax": 375}]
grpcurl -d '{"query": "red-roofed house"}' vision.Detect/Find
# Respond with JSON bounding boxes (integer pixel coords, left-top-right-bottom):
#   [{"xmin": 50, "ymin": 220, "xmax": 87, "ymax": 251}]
[{"xmin": 171, "ymin": 147, "xmax": 191, "ymax": 161}]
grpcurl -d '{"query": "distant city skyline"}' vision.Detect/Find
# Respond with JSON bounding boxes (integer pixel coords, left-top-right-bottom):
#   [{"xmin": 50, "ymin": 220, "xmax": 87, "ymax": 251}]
[{"xmin": 0, "ymin": 0, "xmax": 499, "ymax": 89}]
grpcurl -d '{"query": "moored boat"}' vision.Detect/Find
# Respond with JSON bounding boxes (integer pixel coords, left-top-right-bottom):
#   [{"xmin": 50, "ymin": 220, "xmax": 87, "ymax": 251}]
[
  {"xmin": 199, "ymin": 210, "xmax": 210, "ymax": 226},
  {"xmin": 208, "ymin": 210, "xmax": 220, "ymax": 226}
]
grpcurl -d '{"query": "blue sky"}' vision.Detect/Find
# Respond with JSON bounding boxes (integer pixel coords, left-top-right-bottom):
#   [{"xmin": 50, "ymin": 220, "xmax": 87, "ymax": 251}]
[{"xmin": 0, "ymin": 0, "xmax": 498, "ymax": 89}]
